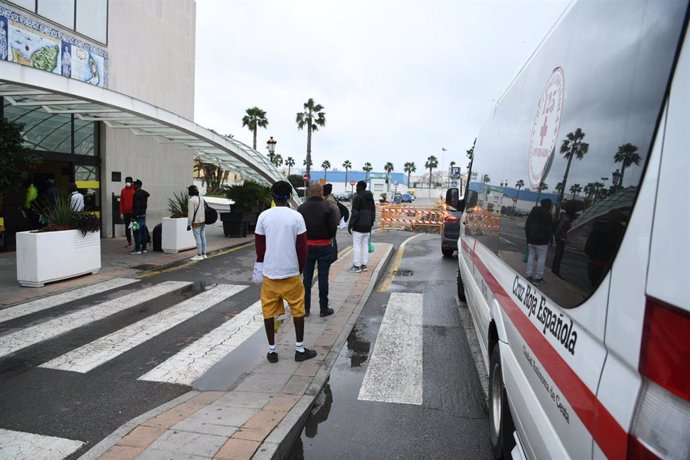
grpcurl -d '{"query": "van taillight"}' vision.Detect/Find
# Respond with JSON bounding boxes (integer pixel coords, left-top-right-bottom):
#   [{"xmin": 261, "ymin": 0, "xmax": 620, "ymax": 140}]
[
  {"xmin": 629, "ymin": 297, "xmax": 690, "ymax": 459},
  {"xmin": 445, "ymin": 215, "xmax": 459, "ymax": 223}
]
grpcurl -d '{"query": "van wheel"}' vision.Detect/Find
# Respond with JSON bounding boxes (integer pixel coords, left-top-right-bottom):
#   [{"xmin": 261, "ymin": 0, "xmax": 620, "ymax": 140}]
[
  {"xmin": 456, "ymin": 268, "xmax": 466, "ymax": 302},
  {"xmin": 489, "ymin": 345, "xmax": 515, "ymax": 459},
  {"xmin": 442, "ymin": 247, "xmax": 454, "ymax": 258}
]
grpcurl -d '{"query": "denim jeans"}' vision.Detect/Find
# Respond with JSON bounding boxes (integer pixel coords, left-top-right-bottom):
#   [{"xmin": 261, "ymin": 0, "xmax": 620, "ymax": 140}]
[
  {"xmin": 526, "ymin": 244, "xmax": 548, "ymax": 279},
  {"xmin": 303, "ymin": 245, "xmax": 333, "ymax": 313},
  {"xmin": 192, "ymin": 225, "xmax": 206, "ymax": 255},
  {"xmin": 133, "ymin": 215, "xmax": 149, "ymax": 251}
]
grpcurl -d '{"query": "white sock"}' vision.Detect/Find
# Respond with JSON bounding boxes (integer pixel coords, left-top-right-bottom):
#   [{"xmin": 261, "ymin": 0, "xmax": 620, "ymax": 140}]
[
  {"xmin": 296, "ymin": 342, "xmax": 305, "ymax": 353},
  {"xmin": 268, "ymin": 344, "xmax": 277, "ymax": 353}
]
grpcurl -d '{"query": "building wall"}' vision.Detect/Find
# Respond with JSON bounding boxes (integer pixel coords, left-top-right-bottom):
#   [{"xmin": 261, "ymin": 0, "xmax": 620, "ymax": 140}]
[
  {"xmin": 103, "ymin": 0, "xmax": 196, "ymax": 237},
  {"xmin": 107, "ymin": 0, "xmax": 195, "ymax": 118}
]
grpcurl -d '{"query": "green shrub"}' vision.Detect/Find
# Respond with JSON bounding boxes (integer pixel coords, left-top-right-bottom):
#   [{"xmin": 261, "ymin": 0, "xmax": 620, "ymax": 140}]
[
  {"xmin": 167, "ymin": 190, "xmax": 189, "ymax": 218},
  {"xmin": 224, "ymin": 181, "xmax": 271, "ymax": 213}
]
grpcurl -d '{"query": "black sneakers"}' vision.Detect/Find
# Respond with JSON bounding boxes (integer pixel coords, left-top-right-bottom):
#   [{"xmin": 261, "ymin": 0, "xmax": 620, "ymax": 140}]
[
  {"xmin": 295, "ymin": 348, "xmax": 317, "ymax": 362},
  {"xmin": 320, "ymin": 308, "xmax": 334, "ymax": 317},
  {"xmin": 361, "ymin": 265, "xmax": 368, "ymax": 272},
  {"xmin": 267, "ymin": 351, "xmax": 278, "ymax": 363}
]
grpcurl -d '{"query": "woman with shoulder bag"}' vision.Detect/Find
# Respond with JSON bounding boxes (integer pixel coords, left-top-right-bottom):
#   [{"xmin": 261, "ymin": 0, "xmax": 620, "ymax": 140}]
[{"xmin": 187, "ymin": 185, "xmax": 207, "ymax": 261}]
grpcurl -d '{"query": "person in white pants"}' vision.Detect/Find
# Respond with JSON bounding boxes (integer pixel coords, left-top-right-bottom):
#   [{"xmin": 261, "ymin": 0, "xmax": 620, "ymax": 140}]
[{"xmin": 348, "ymin": 180, "xmax": 376, "ymax": 273}]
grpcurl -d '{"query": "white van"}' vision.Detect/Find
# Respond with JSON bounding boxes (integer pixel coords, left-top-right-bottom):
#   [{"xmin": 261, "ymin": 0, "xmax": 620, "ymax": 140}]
[{"xmin": 454, "ymin": 1, "xmax": 690, "ymax": 458}]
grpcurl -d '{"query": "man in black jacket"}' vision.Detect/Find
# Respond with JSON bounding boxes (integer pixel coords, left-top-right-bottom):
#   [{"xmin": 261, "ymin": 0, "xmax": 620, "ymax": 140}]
[
  {"xmin": 131, "ymin": 179, "xmax": 150, "ymax": 255},
  {"xmin": 348, "ymin": 180, "xmax": 376, "ymax": 273},
  {"xmin": 298, "ymin": 183, "xmax": 338, "ymax": 317},
  {"xmin": 525, "ymin": 198, "xmax": 553, "ymax": 284}
]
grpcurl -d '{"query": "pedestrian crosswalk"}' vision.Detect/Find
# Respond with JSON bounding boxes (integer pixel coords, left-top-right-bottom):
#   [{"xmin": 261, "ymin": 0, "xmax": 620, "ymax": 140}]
[
  {"xmin": 358, "ymin": 292, "xmax": 424, "ymax": 405},
  {"xmin": 40, "ymin": 284, "xmax": 248, "ymax": 374},
  {"xmin": 0, "ymin": 278, "xmax": 269, "ymax": 387},
  {"xmin": 0, "ymin": 428, "xmax": 84, "ymax": 459}
]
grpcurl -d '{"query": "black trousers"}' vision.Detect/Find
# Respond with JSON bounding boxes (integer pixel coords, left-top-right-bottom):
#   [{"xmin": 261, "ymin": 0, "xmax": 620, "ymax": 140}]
[{"xmin": 123, "ymin": 213, "xmax": 133, "ymax": 243}]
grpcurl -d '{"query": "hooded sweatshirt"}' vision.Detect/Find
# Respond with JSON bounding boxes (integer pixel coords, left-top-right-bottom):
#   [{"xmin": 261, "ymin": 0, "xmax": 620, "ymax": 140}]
[{"xmin": 132, "ymin": 188, "xmax": 150, "ymax": 216}]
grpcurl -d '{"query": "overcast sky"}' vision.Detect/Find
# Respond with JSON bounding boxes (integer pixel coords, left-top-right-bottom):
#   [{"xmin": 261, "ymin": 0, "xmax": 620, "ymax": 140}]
[{"xmin": 194, "ymin": 0, "xmax": 571, "ymax": 176}]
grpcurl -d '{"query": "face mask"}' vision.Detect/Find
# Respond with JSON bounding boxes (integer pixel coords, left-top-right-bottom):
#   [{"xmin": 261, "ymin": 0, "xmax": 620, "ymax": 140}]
[{"xmin": 125, "ymin": 183, "xmax": 131, "ymax": 187}]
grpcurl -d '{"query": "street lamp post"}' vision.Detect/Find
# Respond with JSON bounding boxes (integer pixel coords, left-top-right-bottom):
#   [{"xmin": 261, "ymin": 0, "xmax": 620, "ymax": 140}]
[{"xmin": 266, "ymin": 136, "xmax": 277, "ymax": 164}]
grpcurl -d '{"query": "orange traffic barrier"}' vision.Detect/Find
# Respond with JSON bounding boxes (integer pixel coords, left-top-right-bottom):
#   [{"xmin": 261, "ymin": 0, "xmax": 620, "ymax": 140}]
[{"xmin": 379, "ymin": 204, "xmax": 448, "ymax": 232}]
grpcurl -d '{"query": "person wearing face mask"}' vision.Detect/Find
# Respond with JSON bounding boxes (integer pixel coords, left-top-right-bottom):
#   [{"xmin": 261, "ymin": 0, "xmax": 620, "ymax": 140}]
[{"xmin": 119, "ymin": 176, "xmax": 135, "ymax": 248}]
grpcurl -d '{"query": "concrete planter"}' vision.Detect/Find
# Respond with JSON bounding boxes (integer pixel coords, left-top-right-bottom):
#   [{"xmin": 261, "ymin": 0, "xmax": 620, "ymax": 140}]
[
  {"xmin": 16, "ymin": 229, "xmax": 101, "ymax": 288},
  {"xmin": 162, "ymin": 217, "xmax": 196, "ymax": 254}
]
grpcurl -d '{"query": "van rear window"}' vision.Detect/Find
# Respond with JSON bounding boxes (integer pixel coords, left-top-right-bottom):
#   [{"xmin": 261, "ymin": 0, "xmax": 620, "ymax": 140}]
[{"xmin": 465, "ymin": 1, "xmax": 687, "ymax": 308}]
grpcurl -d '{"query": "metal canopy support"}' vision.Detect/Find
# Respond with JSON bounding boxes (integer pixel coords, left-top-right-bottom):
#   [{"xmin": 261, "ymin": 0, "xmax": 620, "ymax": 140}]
[{"xmin": 0, "ymin": 63, "xmax": 299, "ymax": 206}]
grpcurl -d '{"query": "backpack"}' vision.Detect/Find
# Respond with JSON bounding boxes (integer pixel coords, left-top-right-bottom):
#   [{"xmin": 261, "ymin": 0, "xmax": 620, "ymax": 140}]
[
  {"xmin": 337, "ymin": 201, "xmax": 349, "ymax": 223},
  {"xmin": 204, "ymin": 201, "xmax": 218, "ymax": 225}
]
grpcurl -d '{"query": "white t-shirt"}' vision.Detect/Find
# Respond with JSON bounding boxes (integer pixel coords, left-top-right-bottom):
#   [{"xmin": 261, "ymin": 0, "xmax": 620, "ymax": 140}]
[{"xmin": 255, "ymin": 206, "xmax": 307, "ymax": 280}]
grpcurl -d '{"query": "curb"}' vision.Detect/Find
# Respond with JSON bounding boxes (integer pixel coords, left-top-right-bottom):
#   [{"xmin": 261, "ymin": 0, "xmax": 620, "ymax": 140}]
[{"xmin": 256, "ymin": 244, "xmax": 395, "ymax": 460}]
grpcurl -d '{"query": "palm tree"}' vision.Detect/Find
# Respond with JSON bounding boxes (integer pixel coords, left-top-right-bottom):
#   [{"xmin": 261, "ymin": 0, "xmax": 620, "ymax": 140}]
[
  {"xmin": 285, "ymin": 157, "xmax": 295, "ymax": 176},
  {"xmin": 363, "ymin": 162, "xmax": 373, "ymax": 180},
  {"xmin": 303, "ymin": 157, "xmax": 313, "ymax": 170},
  {"xmin": 555, "ymin": 181, "xmax": 564, "ymax": 195},
  {"xmin": 383, "ymin": 162, "xmax": 394, "ymax": 193},
  {"xmin": 342, "ymin": 160, "xmax": 352, "ymax": 186},
  {"xmin": 296, "ymin": 98, "xmax": 326, "ymax": 180},
  {"xmin": 558, "ymin": 128, "xmax": 589, "ymax": 204},
  {"xmin": 513, "ymin": 179, "xmax": 525, "ymax": 216},
  {"xmin": 614, "ymin": 143, "xmax": 641, "ymax": 187},
  {"xmin": 273, "ymin": 154, "xmax": 283, "ymax": 168},
  {"xmin": 404, "ymin": 162, "xmax": 416, "ymax": 188},
  {"xmin": 569, "ymin": 183, "xmax": 582, "ymax": 199},
  {"xmin": 425, "ymin": 155, "xmax": 438, "ymax": 191},
  {"xmin": 241, "ymin": 107, "xmax": 268, "ymax": 150},
  {"xmin": 449, "ymin": 160, "xmax": 456, "ymax": 185},
  {"xmin": 321, "ymin": 160, "xmax": 331, "ymax": 180}
]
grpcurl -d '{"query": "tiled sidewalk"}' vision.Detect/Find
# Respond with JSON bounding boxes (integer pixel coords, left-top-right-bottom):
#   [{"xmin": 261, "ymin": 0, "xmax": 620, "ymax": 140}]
[{"xmin": 82, "ymin": 243, "xmax": 393, "ymax": 460}]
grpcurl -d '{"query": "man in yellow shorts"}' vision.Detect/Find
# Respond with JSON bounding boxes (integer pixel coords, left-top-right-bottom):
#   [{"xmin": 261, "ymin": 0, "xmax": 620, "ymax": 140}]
[{"xmin": 252, "ymin": 181, "xmax": 317, "ymax": 363}]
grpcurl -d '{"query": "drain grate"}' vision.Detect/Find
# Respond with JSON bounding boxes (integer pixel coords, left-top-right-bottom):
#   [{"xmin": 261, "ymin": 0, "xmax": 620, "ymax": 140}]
[{"xmin": 392, "ymin": 270, "xmax": 414, "ymax": 277}]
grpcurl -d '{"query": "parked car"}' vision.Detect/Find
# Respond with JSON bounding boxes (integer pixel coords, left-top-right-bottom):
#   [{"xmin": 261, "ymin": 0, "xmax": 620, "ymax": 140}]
[
  {"xmin": 441, "ymin": 187, "xmax": 462, "ymax": 257},
  {"xmin": 334, "ymin": 191, "xmax": 353, "ymax": 202},
  {"xmin": 401, "ymin": 193, "xmax": 414, "ymax": 203}
]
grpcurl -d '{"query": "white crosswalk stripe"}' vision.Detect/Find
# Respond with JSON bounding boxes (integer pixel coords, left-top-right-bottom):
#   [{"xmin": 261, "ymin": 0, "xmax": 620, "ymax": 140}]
[
  {"xmin": 139, "ymin": 300, "xmax": 264, "ymax": 385},
  {"xmin": 0, "ymin": 278, "xmax": 139, "ymax": 324},
  {"xmin": 0, "ymin": 281, "xmax": 191, "ymax": 360},
  {"xmin": 358, "ymin": 292, "xmax": 424, "ymax": 405},
  {"xmin": 0, "ymin": 428, "xmax": 84, "ymax": 459},
  {"xmin": 39, "ymin": 284, "xmax": 248, "ymax": 373}
]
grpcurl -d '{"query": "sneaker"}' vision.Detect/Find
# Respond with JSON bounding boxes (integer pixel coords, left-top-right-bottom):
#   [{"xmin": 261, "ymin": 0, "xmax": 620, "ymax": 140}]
[
  {"xmin": 361, "ymin": 265, "xmax": 368, "ymax": 272},
  {"xmin": 295, "ymin": 348, "xmax": 317, "ymax": 362},
  {"xmin": 267, "ymin": 351, "xmax": 278, "ymax": 363},
  {"xmin": 191, "ymin": 255, "xmax": 204, "ymax": 261},
  {"xmin": 142, "ymin": 249, "xmax": 147, "ymax": 254},
  {"xmin": 347, "ymin": 265, "xmax": 362, "ymax": 273},
  {"xmin": 320, "ymin": 308, "xmax": 334, "ymax": 317},
  {"xmin": 202, "ymin": 254, "xmax": 208, "ymax": 259},
  {"xmin": 532, "ymin": 278, "xmax": 545, "ymax": 285},
  {"xmin": 129, "ymin": 250, "xmax": 141, "ymax": 255}
]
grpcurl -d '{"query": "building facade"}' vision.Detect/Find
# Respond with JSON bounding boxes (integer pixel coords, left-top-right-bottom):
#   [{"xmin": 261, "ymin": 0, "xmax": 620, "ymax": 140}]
[{"xmin": 0, "ymin": 0, "xmax": 197, "ymax": 245}]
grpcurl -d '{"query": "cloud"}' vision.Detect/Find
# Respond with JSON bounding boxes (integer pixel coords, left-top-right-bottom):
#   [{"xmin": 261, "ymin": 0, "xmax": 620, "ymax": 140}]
[{"xmin": 194, "ymin": 0, "xmax": 570, "ymax": 174}]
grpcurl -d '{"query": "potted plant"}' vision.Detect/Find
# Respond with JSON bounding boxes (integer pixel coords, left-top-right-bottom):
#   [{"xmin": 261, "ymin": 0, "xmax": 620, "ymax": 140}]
[
  {"xmin": 162, "ymin": 190, "xmax": 196, "ymax": 253},
  {"xmin": 220, "ymin": 181, "xmax": 271, "ymax": 237},
  {"xmin": 16, "ymin": 194, "xmax": 101, "ymax": 287}
]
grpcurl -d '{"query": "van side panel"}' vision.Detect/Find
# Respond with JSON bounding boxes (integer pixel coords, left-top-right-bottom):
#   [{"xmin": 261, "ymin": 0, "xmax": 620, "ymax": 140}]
[
  {"xmin": 597, "ymin": 108, "xmax": 666, "ymax": 434},
  {"xmin": 647, "ymin": 35, "xmax": 690, "ymax": 311},
  {"xmin": 458, "ymin": 1, "xmax": 688, "ymax": 458}
]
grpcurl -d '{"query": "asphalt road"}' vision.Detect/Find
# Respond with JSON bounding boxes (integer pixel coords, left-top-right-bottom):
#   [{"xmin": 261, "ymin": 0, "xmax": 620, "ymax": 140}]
[
  {"xmin": 289, "ymin": 232, "xmax": 491, "ymax": 459},
  {"xmin": 0, "ymin": 242, "xmax": 261, "ymax": 459}
]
